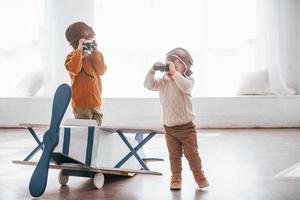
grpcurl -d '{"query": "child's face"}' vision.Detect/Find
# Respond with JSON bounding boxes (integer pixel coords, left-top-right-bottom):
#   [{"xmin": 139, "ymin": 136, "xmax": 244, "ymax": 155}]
[{"xmin": 166, "ymin": 58, "xmax": 187, "ymax": 75}]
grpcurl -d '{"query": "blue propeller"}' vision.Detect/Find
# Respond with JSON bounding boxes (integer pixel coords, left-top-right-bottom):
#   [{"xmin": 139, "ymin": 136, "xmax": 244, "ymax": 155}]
[{"xmin": 29, "ymin": 84, "xmax": 71, "ymax": 197}]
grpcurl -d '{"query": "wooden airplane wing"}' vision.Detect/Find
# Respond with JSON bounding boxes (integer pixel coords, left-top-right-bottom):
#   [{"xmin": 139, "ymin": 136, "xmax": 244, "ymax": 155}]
[{"xmin": 13, "ymin": 160, "xmax": 162, "ymax": 176}]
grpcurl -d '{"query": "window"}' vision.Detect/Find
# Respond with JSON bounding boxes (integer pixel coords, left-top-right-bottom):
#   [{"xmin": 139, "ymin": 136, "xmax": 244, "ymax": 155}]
[
  {"xmin": 94, "ymin": 0, "xmax": 256, "ymax": 97},
  {"xmin": 0, "ymin": 0, "xmax": 44, "ymax": 96},
  {"xmin": 0, "ymin": 0, "xmax": 256, "ymax": 97}
]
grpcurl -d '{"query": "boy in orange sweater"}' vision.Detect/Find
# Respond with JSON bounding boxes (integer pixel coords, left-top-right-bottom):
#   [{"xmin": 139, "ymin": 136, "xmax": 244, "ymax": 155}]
[{"xmin": 65, "ymin": 22, "xmax": 107, "ymax": 125}]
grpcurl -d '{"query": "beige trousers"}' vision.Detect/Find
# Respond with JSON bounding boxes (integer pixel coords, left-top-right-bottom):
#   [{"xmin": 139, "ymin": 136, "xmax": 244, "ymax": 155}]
[{"xmin": 72, "ymin": 107, "xmax": 103, "ymax": 125}]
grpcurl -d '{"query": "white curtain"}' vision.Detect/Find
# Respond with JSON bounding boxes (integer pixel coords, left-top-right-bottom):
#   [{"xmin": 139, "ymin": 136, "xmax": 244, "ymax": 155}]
[
  {"xmin": 41, "ymin": 0, "xmax": 95, "ymax": 96},
  {"xmin": 256, "ymin": 0, "xmax": 299, "ymax": 95}
]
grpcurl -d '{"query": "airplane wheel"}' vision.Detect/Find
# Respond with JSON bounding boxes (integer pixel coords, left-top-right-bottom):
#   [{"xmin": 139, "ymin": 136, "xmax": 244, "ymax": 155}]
[
  {"xmin": 93, "ymin": 172, "xmax": 104, "ymax": 189},
  {"xmin": 58, "ymin": 170, "xmax": 69, "ymax": 186}
]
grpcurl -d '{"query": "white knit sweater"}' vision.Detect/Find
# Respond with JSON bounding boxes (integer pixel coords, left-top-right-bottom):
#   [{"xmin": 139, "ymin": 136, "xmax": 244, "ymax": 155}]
[{"xmin": 144, "ymin": 71, "xmax": 195, "ymax": 127}]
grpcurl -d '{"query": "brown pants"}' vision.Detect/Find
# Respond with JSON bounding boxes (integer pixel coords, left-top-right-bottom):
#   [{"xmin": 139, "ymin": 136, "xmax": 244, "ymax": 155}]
[
  {"xmin": 73, "ymin": 107, "xmax": 103, "ymax": 125},
  {"xmin": 164, "ymin": 122, "xmax": 203, "ymax": 180}
]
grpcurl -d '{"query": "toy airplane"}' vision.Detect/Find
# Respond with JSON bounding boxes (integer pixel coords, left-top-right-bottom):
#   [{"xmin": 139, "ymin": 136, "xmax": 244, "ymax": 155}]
[{"xmin": 13, "ymin": 84, "xmax": 163, "ymax": 198}]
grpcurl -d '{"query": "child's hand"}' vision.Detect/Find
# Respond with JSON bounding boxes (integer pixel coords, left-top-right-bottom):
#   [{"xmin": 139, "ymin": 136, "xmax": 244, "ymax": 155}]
[
  {"xmin": 77, "ymin": 38, "xmax": 86, "ymax": 50},
  {"xmin": 167, "ymin": 61, "xmax": 176, "ymax": 76}
]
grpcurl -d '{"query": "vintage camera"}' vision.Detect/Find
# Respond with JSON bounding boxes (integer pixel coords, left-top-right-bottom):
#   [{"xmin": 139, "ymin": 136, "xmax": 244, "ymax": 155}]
[
  {"xmin": 153, "ymin": 63, "xmax": 169, "ymax": 72},
  {"xmin": 83, "ymin": 40, "xmax": 96, "ymax": 54}
]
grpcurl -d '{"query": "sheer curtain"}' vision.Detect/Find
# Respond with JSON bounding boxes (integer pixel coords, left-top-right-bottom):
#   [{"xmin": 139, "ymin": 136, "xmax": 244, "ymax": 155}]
[
  {"xmin": 41, "ymin": 0, "xmax": 95, "ymax": 96},
  {"xmin": 256, "ymin": 0, "xmax": 299, "ymax": 95},
  {"xmin": 0, "ymin": 0, "xmax": 44, "ymax": 96}
]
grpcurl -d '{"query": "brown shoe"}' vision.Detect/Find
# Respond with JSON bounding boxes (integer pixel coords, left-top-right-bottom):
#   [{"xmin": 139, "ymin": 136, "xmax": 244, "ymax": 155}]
[
  {"xmin": 197, "ymin": 177, "xmax": 209, "ymax": 188},
  {"xmin": 194, "ymin": 171, "xmax": 209, "ymax": 189},
  {"xmin": 170, "ymin": 177, "xmax": 181, "ymax": 190}
]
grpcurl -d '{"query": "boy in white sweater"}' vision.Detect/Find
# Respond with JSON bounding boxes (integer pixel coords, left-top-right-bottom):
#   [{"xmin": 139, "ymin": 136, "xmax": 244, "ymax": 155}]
[{"xmin": 144, "ymin": 47, "xmax": 209, "ymax": 190}]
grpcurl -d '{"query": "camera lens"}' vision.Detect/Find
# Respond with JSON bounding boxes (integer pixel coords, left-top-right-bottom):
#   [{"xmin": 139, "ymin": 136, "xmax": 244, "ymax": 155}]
[
  {"xmin": 83, "ymin": 40, "xmax": 95, "ymax": 54},
  {"xmin": 154, "ymin": 63, "xmax": 169, "ymax": 72},
  {"xmin": 162, "ymin": 64, "xmax": 169, "ymax": 72}
]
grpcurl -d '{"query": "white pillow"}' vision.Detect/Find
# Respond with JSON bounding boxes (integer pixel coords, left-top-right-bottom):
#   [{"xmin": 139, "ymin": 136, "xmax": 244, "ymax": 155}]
[
  {"xmin": 17, "ymin": 70, "xmax": 44, "ymax": 96},
  {"xmin": 237, "ymin": 70, "xmax": 270, "ymax": 95}
]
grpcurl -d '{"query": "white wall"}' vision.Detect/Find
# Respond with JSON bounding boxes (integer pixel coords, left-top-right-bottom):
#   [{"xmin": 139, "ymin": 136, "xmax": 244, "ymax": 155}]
[{"xmin": 1, "ymin": 97, "xmax": 300, "ymax": 128}]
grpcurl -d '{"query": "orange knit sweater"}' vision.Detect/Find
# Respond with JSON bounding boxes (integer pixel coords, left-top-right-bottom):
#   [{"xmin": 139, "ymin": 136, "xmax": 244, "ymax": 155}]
[{"xmin": 65, "ymin": 48, "xmax": 106, "ymax": 108}]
